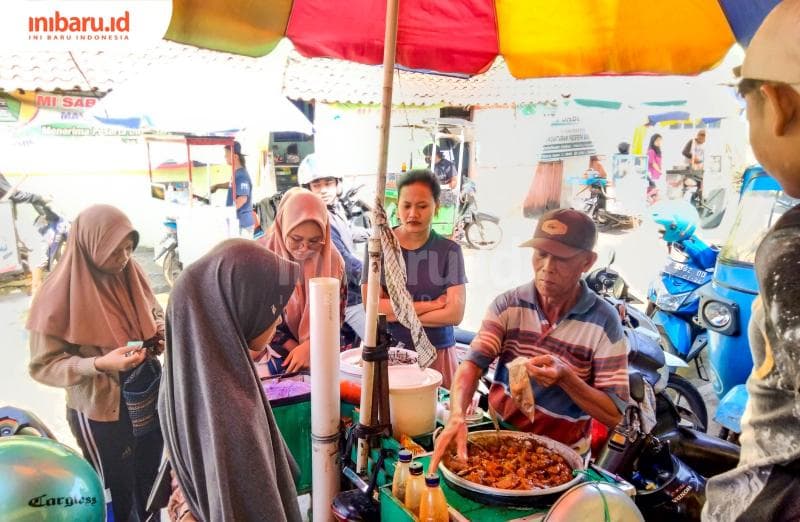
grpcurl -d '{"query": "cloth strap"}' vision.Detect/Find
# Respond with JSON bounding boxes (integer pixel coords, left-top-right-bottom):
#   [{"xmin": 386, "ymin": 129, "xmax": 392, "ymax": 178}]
[{"xmin": 374, "ymin": 202, "xmax": 437, "ymax": 369}]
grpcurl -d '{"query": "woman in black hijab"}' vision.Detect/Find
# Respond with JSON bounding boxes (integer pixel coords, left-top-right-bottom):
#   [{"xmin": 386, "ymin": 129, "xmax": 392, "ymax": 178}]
[{"xmin": 158, "ymin": 239, "xmax": 302, "ymax": 521}]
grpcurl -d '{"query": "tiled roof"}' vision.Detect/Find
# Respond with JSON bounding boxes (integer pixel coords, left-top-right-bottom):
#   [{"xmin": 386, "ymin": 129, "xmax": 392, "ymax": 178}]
[
  {"xmin": 0, "ymin": 40, "xmax": 266, "ymax": 94},
  {"xmin": 281, "ymin": 50, "xmax": 567, "ymax": 107}
]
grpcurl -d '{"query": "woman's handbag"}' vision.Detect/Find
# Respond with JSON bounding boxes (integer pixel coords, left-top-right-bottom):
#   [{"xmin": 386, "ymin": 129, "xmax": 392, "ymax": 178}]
[{"xmin": 122, "ymin": 356, "xmax": 162, "ymax": 437}]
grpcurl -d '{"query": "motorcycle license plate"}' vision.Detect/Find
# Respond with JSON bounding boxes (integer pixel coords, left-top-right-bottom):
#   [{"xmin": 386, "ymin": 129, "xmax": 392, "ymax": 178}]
[{"xmin": 664, "ymin": 261, "xmax": 707, "ymax": 285}]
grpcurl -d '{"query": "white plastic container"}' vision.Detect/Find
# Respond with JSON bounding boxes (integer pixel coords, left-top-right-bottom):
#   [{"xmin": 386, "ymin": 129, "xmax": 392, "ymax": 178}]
[
  {"xmin": 339, "ymin": 347, "xmax": 418, "ymax": 383},
  {"xmin": 388, "ymin": 366, "xmax": 442, "ymax": 438}
]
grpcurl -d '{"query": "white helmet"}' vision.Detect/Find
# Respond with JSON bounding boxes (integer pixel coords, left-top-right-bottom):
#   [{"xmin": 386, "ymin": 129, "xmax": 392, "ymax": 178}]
[{"xmin": 298, "ymin": 153, "xmax": 341, "ymax": 185}]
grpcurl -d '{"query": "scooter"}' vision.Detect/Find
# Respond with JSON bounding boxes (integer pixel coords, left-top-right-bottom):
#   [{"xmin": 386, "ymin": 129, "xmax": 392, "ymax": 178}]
[
  {"xmin": 695, "ymin": 166, "xmax": 800, "ymax": 440},
  {"xmin": 664, "ymin": 168, "xmax": 726, "ymax": 229},
  {"xmin": 647, "ymin": 201, "xmax": 717, "ymax": 379},
  {"xmin": 569, "ymin": 173, "xmax": 641, "ymax": 231}
]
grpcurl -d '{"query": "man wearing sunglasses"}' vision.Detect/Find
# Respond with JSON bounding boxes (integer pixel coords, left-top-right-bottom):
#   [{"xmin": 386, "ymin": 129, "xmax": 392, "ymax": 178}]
[{"xmin": 704, "ymin": 2, "xmax": 800, "ymax": 521}]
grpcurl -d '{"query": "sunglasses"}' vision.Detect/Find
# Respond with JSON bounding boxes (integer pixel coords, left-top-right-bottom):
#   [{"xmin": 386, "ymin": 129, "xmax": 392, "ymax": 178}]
[{"xmin": 286, "ymin": 234, "xmax": 325, "ymax": 250}]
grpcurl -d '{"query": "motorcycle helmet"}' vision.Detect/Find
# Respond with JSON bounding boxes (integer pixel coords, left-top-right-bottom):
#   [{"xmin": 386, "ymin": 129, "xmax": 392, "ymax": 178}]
[
  {"xmin": 298, "ymin": 153, "xmax": 341, "ymax": 186},
  {"xmin": 650, "ymin": 200, "xmax": 698, "ymax": 243},
  {"xmin": 544, "ymin": 482, "xmax": 644, "ymax": 522},
  {"xmin": 0, "ymin": 436, "xmax": 105, "ymax": 521}
]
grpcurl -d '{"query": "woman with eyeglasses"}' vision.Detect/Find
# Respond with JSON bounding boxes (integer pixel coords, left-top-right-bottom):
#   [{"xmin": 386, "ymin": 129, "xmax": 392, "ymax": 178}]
[
  {"xmin": 362, "ymin": 170, "xmax": 467, "ymax": 388},
  {"xmin": 261, "ymin": 188, "xmax": 346, "ymax": 374}
]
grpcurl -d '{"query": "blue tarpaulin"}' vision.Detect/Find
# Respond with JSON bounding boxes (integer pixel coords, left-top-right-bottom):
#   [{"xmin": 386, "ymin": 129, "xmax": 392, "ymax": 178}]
[{"xmin": 719, "ymin": 0, "xmax": 781, "ymax": 47}]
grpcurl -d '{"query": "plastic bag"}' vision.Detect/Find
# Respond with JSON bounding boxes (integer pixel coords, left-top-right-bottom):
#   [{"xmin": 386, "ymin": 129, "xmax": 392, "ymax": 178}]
[{"xmin": 507, "ymin": 357, "xmax": 536, "ymax": 422}]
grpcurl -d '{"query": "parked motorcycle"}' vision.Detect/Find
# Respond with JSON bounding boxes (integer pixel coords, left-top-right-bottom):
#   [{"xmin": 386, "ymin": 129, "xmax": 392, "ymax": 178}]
[
  {"xmin": 589, "ymin": 266, "xmax": 740, "ymax": 521},
  {"xmin": 664, "ymin": 168, "xmax": 726, "ymax": 229},
  {"xmin": 339, "ymin": 183, "xmax": 372, "ymax": 233},
  {"xmin": 454, "ymin": 179, "xmax": 502, "ymax": 250},
  {"xmin": 647, "ymin": 201, "xmax": 717, "ymax": 379},
  {"xmin": 570, "ymin": 173, "xmax": 641, "ymax": 231},
  {"xmin": 154, "ymin": 217, "xmax": 181, "ymax": 287},
  {"xmin": 586, "ymin": 261, "xmax": 709, "ymax": 433},
  {"xmin": 154, "ymin": 193, "xmax": 211, "ymax": 287}
]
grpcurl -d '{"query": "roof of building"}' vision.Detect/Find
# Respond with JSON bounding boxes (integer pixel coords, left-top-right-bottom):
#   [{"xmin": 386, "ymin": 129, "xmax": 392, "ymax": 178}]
[
  {"xmin": 281, "ymin": 50, "xmax": 567, "ymax": 107},
  {"xmin": 0, "ymin": 40, "xmax": 263, "ymax": 94}
]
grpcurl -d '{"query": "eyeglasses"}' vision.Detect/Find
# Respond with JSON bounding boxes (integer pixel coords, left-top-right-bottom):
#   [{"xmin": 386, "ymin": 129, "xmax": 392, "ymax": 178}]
[
  {"xmin": 286, "ymin": 234, "xmax": 325, "ymax": 250},
  {"xmin": 737, "ymin": 78, "xmax": 800, "ymax": 98}
]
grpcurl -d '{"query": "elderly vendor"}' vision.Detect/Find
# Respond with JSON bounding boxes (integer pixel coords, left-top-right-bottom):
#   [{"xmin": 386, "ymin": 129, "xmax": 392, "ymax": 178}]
[{"xmin": 432, "ymin": 209, "xmax": 629, "ymax": 467}]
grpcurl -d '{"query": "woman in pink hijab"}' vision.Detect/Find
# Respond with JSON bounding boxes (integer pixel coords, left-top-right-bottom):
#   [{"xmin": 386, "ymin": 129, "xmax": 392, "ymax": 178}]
[{"xmin": 262, "ymin": 188, "xmax": 346, "ymax": 373}]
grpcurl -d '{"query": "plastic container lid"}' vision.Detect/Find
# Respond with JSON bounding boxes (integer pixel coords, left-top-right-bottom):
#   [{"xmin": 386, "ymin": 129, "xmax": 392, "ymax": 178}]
[
  {"xmin": 388, "ymin": 366, "xmax": 443, "ymax": 391},
  {"xmin": 339, "ymin": 347, "xmax": 418, "ymax": 377},
  {"xmin": 425, "ymin": 474, "xmax": 441, "ymax": 487},
  {"xmin": 409, "ymin": 462, "xmax": 424, "ymax": 475},
  {"xmin": 398, "ymin": 449, "xmax": 413, "ymax": 463}
]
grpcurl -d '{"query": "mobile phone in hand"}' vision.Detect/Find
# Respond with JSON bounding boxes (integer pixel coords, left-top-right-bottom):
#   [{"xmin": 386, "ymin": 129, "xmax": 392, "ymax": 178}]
[{"xmin": 125, "ymin": 341, "xmax": 144, "ymax": 357}]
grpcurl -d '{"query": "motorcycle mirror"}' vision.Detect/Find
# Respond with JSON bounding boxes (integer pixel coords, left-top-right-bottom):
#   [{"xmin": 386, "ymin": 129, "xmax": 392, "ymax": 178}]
[
  {"xmin": 612, "ymin": 278, "xmax": 626, "ymax": 300},
  {"xmin": 606, "ymin": 249, "xmax": 616, "ymax": 267}
]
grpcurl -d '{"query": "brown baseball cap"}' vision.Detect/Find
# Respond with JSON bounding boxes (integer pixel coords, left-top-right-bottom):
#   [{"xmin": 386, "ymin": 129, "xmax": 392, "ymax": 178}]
[{"xmin": 520, "ymin": 208, "xmax": 597, "ymax": 257}]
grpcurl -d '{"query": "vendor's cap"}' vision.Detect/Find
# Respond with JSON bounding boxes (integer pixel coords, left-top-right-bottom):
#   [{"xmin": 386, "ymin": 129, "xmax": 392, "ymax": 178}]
[
  {"xmin": 520, "ymin": 209, "xmax": 597, "ymax": 258},
  {"xmin": 224, "ymin": 141, "xmax": 245, "ymax": 156},
  {"xmin": 738, "ymin": 0, "xmax": 800, "ymax": 85}
]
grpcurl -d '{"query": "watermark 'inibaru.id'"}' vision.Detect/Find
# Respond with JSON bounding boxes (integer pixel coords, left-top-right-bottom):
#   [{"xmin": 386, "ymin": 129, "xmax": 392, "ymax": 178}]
[
  {"xmin": 28, "ymin": 11, "xmax": 130, "ymax": 40},
  {"xmin": 2, "ymin": 1, "xmax": 172, "ymax": 50}
]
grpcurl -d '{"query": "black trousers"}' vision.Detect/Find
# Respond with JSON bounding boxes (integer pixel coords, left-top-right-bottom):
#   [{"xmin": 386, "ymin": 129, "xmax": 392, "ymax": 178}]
[{"xmin": 67, "ymin": 401, "xmax": 163, "ymax": 522}]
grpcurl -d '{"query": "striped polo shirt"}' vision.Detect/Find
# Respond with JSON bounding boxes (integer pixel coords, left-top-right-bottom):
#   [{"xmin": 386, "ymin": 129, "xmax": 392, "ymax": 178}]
[{"xmin": 466, "ymin": 280, "xmax": 629, "ymax": 456}]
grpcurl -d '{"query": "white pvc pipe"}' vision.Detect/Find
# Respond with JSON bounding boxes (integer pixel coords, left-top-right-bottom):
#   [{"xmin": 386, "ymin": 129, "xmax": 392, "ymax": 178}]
[{"xmin": 310, "ymin": 277, "xmax": 341, "ymax": 522}]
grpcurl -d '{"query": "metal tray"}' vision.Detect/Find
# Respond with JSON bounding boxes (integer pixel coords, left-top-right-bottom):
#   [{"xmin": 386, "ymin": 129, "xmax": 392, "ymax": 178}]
[{"xmin": 438, "ymin": 430, "xmax": 586, "ymax": 507}]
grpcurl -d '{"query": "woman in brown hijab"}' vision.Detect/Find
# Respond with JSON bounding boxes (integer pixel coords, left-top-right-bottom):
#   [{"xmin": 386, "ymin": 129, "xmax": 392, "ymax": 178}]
[{"xmin": 27, "ymin": 204, "xmax": 164, "ymax": 522}]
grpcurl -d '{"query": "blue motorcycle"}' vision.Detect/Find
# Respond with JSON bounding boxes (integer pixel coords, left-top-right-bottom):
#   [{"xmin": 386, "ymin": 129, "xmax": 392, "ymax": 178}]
[
  {"xmin": 647, "ymin": 201, "xmax": 717, "ymax": 380},
  {"xmin": 696, "ymin": 166, "xmax": 800, "ymax": 440}
]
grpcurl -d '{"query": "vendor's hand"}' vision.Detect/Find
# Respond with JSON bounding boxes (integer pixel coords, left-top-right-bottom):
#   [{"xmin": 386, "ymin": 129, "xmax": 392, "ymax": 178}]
[
  {"xmin": 283, "ymin": 340, "xmax": 311, "ymax": 373},
  {"xmin": 95, "ymin": 346, "xmax": 147, "ymax": 373},
  {"xmin": 429, "ymin": 414, "xmax": 468, "ymax": 474},
  {"xmin": 526, "ymin": 354, "xmax": 570, "ymax": 388}
]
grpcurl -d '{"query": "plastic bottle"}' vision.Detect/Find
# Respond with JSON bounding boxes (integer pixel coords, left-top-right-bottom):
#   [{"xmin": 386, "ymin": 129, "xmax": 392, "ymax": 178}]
[
  {"xmin": 403, "ymin": 461, "xmax": 426, "ymax": 517},
  {"xmin": 418, "ymin": 474, "xmax": 449, "ymax": 522},
  {"xmin": 392, "ymin": 449, "xmax": 413, "ymax": 502}
]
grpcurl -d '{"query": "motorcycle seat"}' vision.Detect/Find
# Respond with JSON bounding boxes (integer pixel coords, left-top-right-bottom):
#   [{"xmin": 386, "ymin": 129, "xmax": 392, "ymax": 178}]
[{"xmin": 626, "ymin": 329, "xmax": 665, "ymax": 388}]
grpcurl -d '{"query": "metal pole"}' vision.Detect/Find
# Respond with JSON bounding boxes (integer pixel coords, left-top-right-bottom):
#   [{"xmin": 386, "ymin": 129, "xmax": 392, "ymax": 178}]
[{"xmin": 357, "ymin": 0, "xmax": 400, "ymax": 474}]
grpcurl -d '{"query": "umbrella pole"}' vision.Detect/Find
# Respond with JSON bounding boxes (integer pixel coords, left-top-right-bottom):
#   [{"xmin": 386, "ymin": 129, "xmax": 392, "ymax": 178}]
[{"xmin": 357, "ymin": 0, "xmax": 400, "ymax": 475}]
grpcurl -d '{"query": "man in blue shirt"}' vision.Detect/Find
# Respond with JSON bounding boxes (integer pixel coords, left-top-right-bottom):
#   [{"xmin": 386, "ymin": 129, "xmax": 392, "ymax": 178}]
[
  {"xmin": 300, "ymin": 154, "xmax": 369, "ymax": 339},
  {"xmin": 212, "ymin": 141, "xmax": 254, "ymax": 237}
]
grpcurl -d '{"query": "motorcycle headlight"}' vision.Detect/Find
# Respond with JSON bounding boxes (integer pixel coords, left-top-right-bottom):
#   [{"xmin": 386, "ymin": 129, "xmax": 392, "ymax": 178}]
[
  {"xmin": 703, "ymin": 301, "xmax": 732, "ymax": 329},
  {"xmin": 655, "ymin": 288, "xmax": 690, "ymax": 312}
]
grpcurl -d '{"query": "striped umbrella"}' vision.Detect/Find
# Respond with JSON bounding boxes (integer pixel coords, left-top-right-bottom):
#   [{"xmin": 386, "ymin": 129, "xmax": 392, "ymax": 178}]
[
  {"xmin": 166, "ymin": 0, "xmax": 778, "ymax": 78},
  {"xmin": 165, "ymin": 0, "xmax": 779, "ymax": 479}
]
